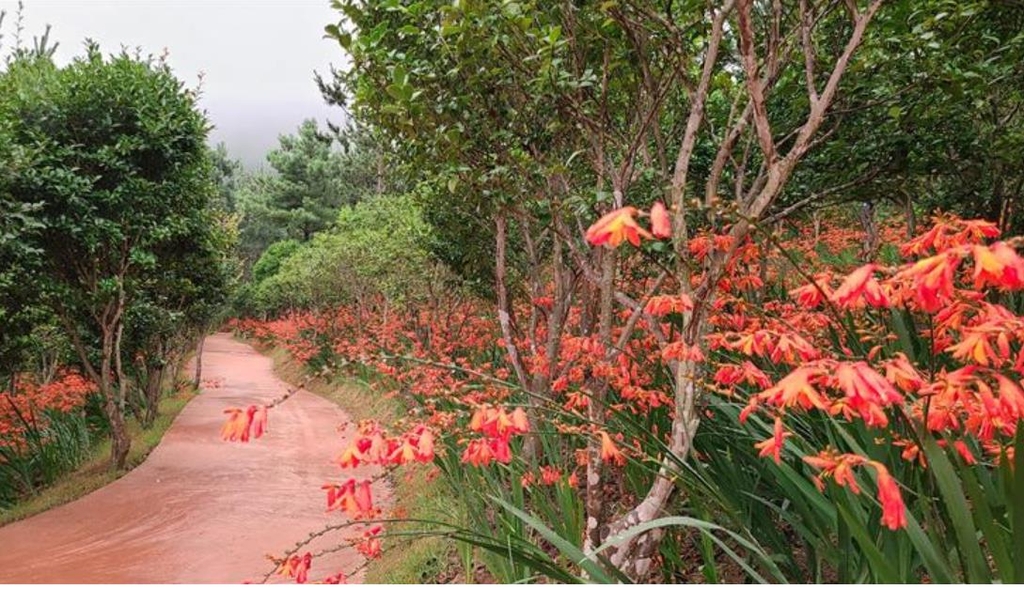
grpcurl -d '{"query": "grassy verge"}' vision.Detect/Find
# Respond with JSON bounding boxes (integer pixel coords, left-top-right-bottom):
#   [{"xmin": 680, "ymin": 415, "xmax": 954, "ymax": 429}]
[
  {"xmin": 266, "ymin": 346, "xmax": 463, "ymax": 584},
  {"xmin": 0, "ymin": 386, "xmax": 197, "ymax": 527}
]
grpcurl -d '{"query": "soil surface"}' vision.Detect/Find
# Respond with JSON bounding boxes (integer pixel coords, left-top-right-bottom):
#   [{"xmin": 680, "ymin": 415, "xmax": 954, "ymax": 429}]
[{"xmin": 0, "ymin": 333, "xmax": 378, "ymax": 583}]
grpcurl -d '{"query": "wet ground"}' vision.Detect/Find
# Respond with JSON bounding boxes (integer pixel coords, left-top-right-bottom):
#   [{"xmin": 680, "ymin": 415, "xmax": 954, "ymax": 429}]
[{"xmin": 0, "ymin": 333, "xmax": 379, "ymax": 583}]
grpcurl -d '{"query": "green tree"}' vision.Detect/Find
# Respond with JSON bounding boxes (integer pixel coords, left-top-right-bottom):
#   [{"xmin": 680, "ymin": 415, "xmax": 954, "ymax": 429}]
[
  {"xmin": 329, "ymin": 0, "xmax": 887, "ymax": 577},
  {"xmin": 0, "ymin": 46, "xmax": 225, "ymax": 468},
  {"xmin": 250, "ymin": 194, "xmax": 441, "ymax": 317},
  {"xmin": 208, "ymin": 142, "xmax": 242, "ymax": 213},
  {"xmin": 776, "ymin": 1, "xmax": 1024, "ymax": 235},
  {"xmin": 236, "ymin": 119, "xmax": 381, "ymax": 265}
]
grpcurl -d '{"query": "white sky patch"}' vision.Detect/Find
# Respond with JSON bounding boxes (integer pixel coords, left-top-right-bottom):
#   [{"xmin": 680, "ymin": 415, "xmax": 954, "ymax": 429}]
[{"xmin": 1, "ymin": 0, "xmax": 350, "ymax": 169}]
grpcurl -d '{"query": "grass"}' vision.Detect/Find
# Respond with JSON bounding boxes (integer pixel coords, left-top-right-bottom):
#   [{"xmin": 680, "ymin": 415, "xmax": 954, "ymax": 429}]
[
  {"xmin": 0, "ymin": 385, "xmax": 197, "ymax": 527},
  {"xmin": 266, "ymin": 346, "xmax": 463, "ymax": 584}
]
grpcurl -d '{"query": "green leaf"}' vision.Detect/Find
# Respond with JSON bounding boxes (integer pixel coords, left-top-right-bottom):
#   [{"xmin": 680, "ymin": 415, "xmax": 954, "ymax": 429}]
[
  {"xmin": 491, "ymin": 496, "xmax": 615, "ymax": 583},
  {"xmin": 835, "ymin": 501, "xmax": 900, "ymax": 582},
  {"xmin": 920, "ymin": 434, "xmax": 990, "ymax": 582},
  {"xmin": 592, "ymin": 516, "xmax": 788, "ymax": 583},
  {"xmin": 957, "ymin": 452, "xmax": 1013, "ymax": 581},
  {"xmin": 1013, "ymin": 425, "xmax": 1024, "ymax": 583},
  {"xmin": 901, "ymin": 510, "xmax": 956, "ymax": 583}
]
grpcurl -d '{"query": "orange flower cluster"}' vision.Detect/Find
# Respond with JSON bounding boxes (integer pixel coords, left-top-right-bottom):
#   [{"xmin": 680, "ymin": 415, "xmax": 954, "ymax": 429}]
[
  {"xmin": 220, "ymin": 404, "xmax": 268, "ymax": 442},
  {"xmin": 276, "ymin": 552, "xmax": 312, "ymax": 584},
  {"xmin": 754, "ymin": 417, "xmax": 791, "ymax": 463},
  {"xmin": 461, "ymin": 406, "xmax": 529, "ymax": 466},
  {"xmin": 584, "ymin": 202, "xmax": 671, "ymax": 248},
  {"xmin": 336, "ymin": 420, "xmax": 434, "ymax": 468},
  {"xmin": 1, "ymin": 371, "xmax": 97, "ymax": 449},
  {"xmin": 323, "ymin": 478, "xmax": 377, "ymax": 519},
  {"xmin": 733, "ymin": 215, "xmax": 1024, "ymax": 532},
  {"xmin": 644, "ymin": 294, "xmax": 694, "ymax": 316},
  {"xmin": 599, "ymin": 430, "xmax": 626, "ymax": 466},
  {"xmin": 829, "ymin": 264, "xmax": 889, "ymax": 308},
  {"xmin": 723, "ymin": 329, "xmax": 820, "ymax": 365},
  {"xmin": 324, "ymin": 419, "xmax": 437, "ymax": 564},
  {"xmin": 713, "ymin": 361, "xmax": 771, "ymax": 391},
  {"xmin": 804, "ymin": 450, "xmax": 907, "ymax": 530},
  {"xmin": 356, "ymin": 525, "xmax": 383, "ymax": 559}
]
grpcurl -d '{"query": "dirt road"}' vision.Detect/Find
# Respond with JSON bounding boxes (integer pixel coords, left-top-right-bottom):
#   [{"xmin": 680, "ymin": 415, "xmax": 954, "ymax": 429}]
[{"xmin": 0, "ymin": 333, "xmax": 379, "ymax": 583}]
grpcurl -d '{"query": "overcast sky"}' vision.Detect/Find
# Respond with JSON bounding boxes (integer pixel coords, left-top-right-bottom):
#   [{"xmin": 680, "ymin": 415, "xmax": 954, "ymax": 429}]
[{"xmin": 1, "ymin": 0, "xmax": 347, "ymax": 169}]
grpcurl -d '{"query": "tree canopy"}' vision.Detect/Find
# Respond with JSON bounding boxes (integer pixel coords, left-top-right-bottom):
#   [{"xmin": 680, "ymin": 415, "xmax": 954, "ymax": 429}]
[{"xmin": 0, "ymin": 45, "xmax": 233, "ymax": 467}]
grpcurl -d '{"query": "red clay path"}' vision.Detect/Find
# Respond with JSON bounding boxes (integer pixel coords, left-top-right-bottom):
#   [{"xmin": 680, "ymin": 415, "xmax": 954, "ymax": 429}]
[{"xmin": 0, "ymin": 333, "xmax": 381, "ymax": 583}]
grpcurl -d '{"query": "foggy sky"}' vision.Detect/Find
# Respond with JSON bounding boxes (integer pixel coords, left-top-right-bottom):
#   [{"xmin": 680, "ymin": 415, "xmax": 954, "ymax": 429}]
[{"xmin": 1, "ymin": 0, "xmax": 347, "ymax": 169}]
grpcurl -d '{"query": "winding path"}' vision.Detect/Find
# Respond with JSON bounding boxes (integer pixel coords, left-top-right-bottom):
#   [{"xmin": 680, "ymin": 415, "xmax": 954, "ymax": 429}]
[{"xmin": 0, "ymin": 333, "xmax": 378, "ymax": 583}]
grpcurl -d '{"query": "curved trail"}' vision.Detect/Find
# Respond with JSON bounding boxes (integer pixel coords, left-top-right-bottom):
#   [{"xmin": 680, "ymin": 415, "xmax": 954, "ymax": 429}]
[{"xmin": 0, "ymin": 333, "xmax": 380, "ymax": 583}]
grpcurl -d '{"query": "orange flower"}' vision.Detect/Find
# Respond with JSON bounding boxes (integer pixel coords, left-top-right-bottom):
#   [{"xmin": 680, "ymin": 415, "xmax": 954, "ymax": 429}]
[
  {"xmin": 804, "ymin": 452, "xmax": 907, "ymax": 530},
  {"xmin": 830, "ymin": 264, "xmax": 889, "ymax": 309},
  {"xmin": 756, "ymin": 365, "xmax": 831, "ymax": 412},
  {"xmin": 294, "ymin": 552, "xmax": 312, "ymax": 584},
  {"xmin": 278, "ymin": 552, "xmax": 312, "ymax": 584},
  {"xmin": 540, "ymin": 465, "xmax": 562, "ymax": 485},
  {"xmin": 871, "ymin": 462, "xmax": 907, "ymax": 530},
  {"xmin": 833, "ymin": 362, "xmax": 904, "ymax": 428},
  {"xmin": 220, "ymin": 404, "xmax": 268, "ymax": 443},
  {"xmin": 649, "ymin": 201, "xmax": 671, "ymax": 238},
  {"xmin": 357, "ymin": 525, "xmax": 383, "ymax": 559},
  {"xmin": 277, "ymin": 554, "xmax": 297, "ymax": 578},
  {"xmin": 803, "ymin": 450, "xmax": 867, "ymax": 495},
  {"xmin": 947, "ymin": 330, "xmax": 999, "ymax": 366},
  {"xmin": 337, "ymin": 444, "xmax": 364, "ymax": 469},
  {"xmin": 771, "ymin": 333, "xmax": 820, "ymax": 364},
  {"xmin": 713, "ymin": 361, "xmax": 771, "ymax": 389},
  {"xmin": 661, "ymin": 341, "xmax": 705, "ymax": 363},
  {"xmin": 644, "ymin": 294, "xmax": 694, "ymax": 316},
  {"xmin": 509, "ymin": 407, "xmax": 530, "ymax": 433},
  {"xmin": 952, "ymin": 440, "xmax": 977, "ymax": 465},
  {"xmin": 250, "ymin": 405, "xmax": 268, "ymax": 439},
  {"xmin": 585, "ymin": 207, "xmax": 652, "ymax": 248},
  {"xmin": 754, "ymin": 417, "xmax": 791, "ymax": 464},
  {"xmin": 789, "ymin": 276, "xmax": 832, "ymax": 309},
  {"xmin": 563, "ymin": 391, "xmax": 589, "ymax": 411},
  {"xmin": 599, "ymin": 430, "xmax": 626, "ymax": 466},
  {"xmin": 220, "ymin": 408, "xmax": 250, "ymax": 442},
  {"xmin": 973, "ymin": 242, "xmax": 1024, "ymax": 289},
  {"xmin": 461, "ymin": 438, "xmax": 494, "ymax": 466},
  {"xmin": 354, "ymin": 480, "xmax": 375, "ymax": 516},
  {"xmin": 388, "ymin": 438, "xmax": 419, "ymax": 465},
  {"xmin": 490, "ymin": 437, "xmax": 512, "ymax": 463},
  {"xmin": 994, "ymin": 373, "xmax": 1024, "ymax": 417},
  {"xmin": 882, "ymin": 354, "xmax": 924, "ymax": 392},
  {"xmin": 415, "ymin": 427, "xmax": 435, "ymax": 462},
  {"xmin": 323, "ymin": 572, "xmax": 348, "ymax": 584},
  {"xmin": 324, "ymin": 479, "xmax": 376, "ymax": 519},
  {"xmin": 730, "ymin": 330, "xmax": 772, "ymax": 358},
  {"xmin": 896, "ymin": 252, "xmax": 960, "ymax": 312},
  {"xmin": 469, "ymin": 406, "xmax": 529, "ymax": 439}
]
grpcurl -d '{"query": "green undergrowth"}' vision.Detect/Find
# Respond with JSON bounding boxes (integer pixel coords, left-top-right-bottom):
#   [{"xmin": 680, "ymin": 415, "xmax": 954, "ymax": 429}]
[
  {"xmin": 0, "ymin": 386, "xmax": 197, "ymax": 527},
  {"xmin": 266, "ymin": 345, "xmax": 464, "ymax": 583}
]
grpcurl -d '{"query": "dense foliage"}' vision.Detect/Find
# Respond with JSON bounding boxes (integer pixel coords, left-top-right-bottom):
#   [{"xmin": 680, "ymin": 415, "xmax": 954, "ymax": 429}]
[
  {"xmin": 5, "ymin": 0, "xmax": 1024, "ymax": 585},
  {"xmin": 0, "ymin": 18, "xmax": 233, "ymax": 484},
  {"xmin": 222, "ymin": 0, "xmax": 1024, "ymax": 584}
]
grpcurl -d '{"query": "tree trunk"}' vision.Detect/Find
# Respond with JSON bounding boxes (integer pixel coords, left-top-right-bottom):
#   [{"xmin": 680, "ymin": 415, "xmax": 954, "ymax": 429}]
[
  {"xmin": 100, "ymin": 325, "xmax": 130, "ymax": 470},
  {"xmin": 143, "ymin": 365, "xmax": 163, "ymax": 427},
  {"xmin": 583, "ymin": 246, "xmax": 617, "ymax": 554},
  {"xmin": 192, "ymin": 333, "xmax": 205, "ymax": 389},
  {"xmin": 859, "ymin": 201, "xmax": 879, "ymax": 261},
  {"xmin": 904, "ymin": 192, "xmax": 916, "ymax": 238},
  {"xmin": 114, "ymin": 322, "xmax": 128, "ymax": 414}
]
